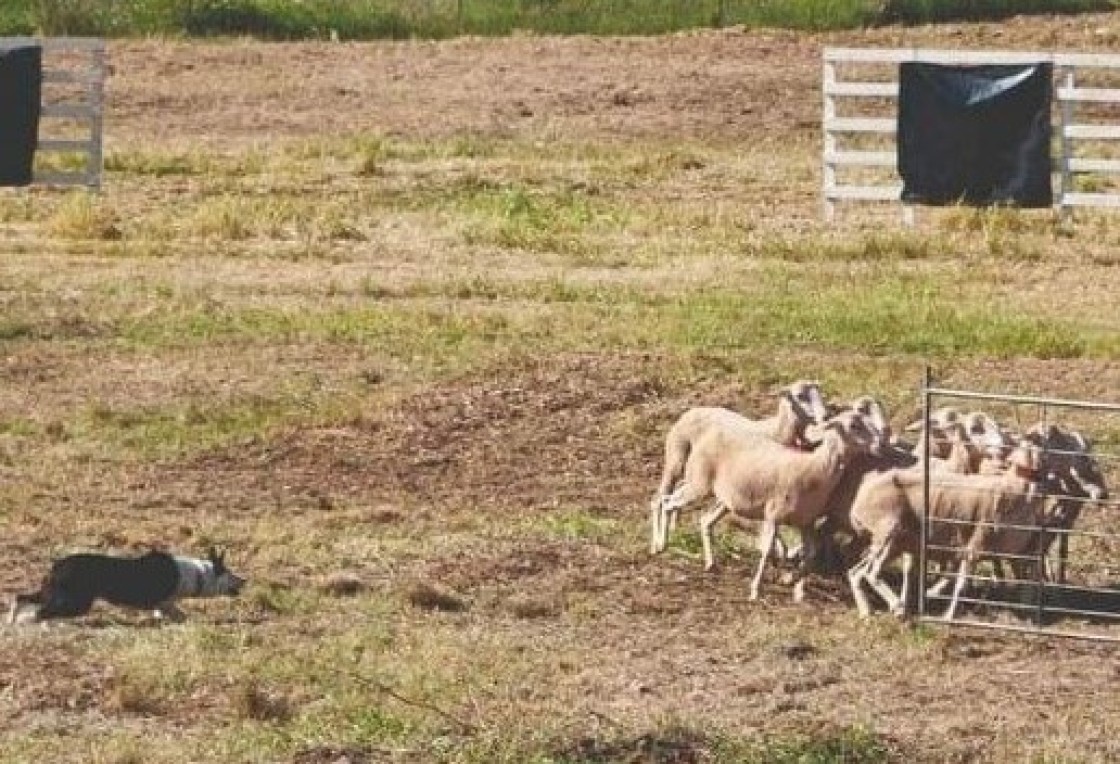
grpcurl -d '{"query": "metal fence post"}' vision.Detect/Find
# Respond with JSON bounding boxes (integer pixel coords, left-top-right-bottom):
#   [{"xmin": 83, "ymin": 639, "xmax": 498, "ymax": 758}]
[
  {"xmin": 918, "ymin": 365, "xmax": 932, "ymax": 620},
  {"xmin": 1058, "ymin": 66, "xmax": 1074, "ymax": 222}
]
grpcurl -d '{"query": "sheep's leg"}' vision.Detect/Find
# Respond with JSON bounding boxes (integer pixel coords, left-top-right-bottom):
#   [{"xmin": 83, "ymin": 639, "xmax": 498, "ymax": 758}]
[
  {"xmin": 649, "ymin": 496, "xmax": 664, "ymax": 555},
  {"xmin": 846, "ymin": 547, "xmax": 877, "ymax": 619},
  {"xmin": 699, "ymin": 503, "xmax": 729, "ymax": 571},
  {"xmin": 657, "ymin": 481, "xmax": 708, "ymax": 557},
  {"xmin": 990, "ymin": 556, "xmax": 1008, "ymax": 584},
  {"xmin": 791, "ymin": 526, "xmax": 819, "ymax": 604},
  {"xmin": 944, "ymin": 556, "xmax": 972, "ymax": 622},
  {"xmin": 863, "ymin": 538, "xmax": 903, "ymax": 616},
  {"xmin": 749, "ymin": 519, "xmax": 778, "ymax": 601},
  {"xmin": 925, "ymin": 575, "xmax": 951, "ymax": 599},
  {"xmin": 897, "ymin": 551, "xmax": 914, "ymax": 616},
  {"xmin": 775, "ymin": 533, "xmax": 792, "ymax": 562},
  {"xmin": 1056, "ymin": 531, "xmax": 1068, "ymax": 584},
  {"xmin": 660, "ymin": 506, "xmax": 684, "ymax": 554}
]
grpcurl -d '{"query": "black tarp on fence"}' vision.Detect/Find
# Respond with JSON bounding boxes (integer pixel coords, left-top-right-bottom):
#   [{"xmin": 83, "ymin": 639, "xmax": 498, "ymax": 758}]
[
  {"xmin": 0, "ymin": 43, "xmax": 41, "ymax": 186},
  {"xmin": 898, "ymin": 62, "xmax": 1053, "ymax": 208}
]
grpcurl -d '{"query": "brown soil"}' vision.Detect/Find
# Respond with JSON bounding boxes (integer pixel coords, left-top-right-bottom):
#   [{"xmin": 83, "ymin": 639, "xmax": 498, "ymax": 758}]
[{"xmin": 106, "ymin": 13, "xmax": 1120, "ymax": 148}]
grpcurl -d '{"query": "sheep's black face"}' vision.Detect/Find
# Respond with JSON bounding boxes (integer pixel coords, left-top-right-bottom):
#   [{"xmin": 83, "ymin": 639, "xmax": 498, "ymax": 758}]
[{"xmin": 1029, "ymin": 426, "xmax": 1108, "ymax": 503}]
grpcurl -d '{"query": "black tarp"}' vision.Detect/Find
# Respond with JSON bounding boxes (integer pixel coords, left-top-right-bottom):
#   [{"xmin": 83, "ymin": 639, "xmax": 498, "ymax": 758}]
[
  {"xmin": 0, "ymin": 44, "xmax": 42, "ymax": 187},
  {"xmin": 898, "ymin": 62, "xmax": 1053, "ymax": 208}
]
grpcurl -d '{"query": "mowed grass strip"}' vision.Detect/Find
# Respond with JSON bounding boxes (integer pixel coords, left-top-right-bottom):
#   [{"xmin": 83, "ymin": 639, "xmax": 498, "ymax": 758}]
[
  {"xmin": 1, "ymin": 266, "xmax": 1114, "ymax": 458},
  {"xmin": 11, "ymin": 137, "xmax": 1120, "ymax": 270},
  {"xmin": 100, "ymin": 275, "xmax": 1120, "ymax": 361}
]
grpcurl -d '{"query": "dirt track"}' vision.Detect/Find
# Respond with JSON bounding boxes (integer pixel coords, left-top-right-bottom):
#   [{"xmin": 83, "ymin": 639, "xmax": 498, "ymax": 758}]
[{"xmin": 107, "ymin": 13, "xmax": 1120, "ymax": 147}]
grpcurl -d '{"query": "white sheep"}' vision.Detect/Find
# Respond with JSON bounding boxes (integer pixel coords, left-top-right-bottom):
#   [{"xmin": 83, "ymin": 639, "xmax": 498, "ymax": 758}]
[
  {"xmin": 778, "ymin": 394, "xmax": 899, "ymax": 570},
  {"xmin": 846, "ymin": 442, "xmax": 1046, "ymax": 620},
  {"xmin": 908, "ymin": 408, "xmax": 1013, "ymax": 473},
  {"xmin": 659, "ymin": 410, "xmax": 877, "ymax": 602},
  {"xmin": 1004, "ymin": 423, "xmax": 1110, "ymax": 583},
  {"xmin": 807, "ymin": 419, "xmax": 974, "ymax": 578},
  {"xmin": 648, "ymin": 380, "xmax": 827, "ymax": 555}
]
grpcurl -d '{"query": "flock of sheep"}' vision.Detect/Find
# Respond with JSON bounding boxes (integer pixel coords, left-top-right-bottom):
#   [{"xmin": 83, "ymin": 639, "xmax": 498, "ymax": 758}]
[{"xmin": 648, "ymin": 381, "xmax": 1110, "ymax": 620}]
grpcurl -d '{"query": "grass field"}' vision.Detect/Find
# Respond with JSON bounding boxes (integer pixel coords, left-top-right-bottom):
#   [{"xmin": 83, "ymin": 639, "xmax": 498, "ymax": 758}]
[
  {"xmin": 2, "ymin": 12, "xmax": 1120, "ymax": 764},
  {"xmin": 2, "ymin": 0, "xmax": 1116, "ymax": 38}
]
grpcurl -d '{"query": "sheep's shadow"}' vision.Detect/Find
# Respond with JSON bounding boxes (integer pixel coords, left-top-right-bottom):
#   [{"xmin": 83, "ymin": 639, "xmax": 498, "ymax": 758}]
[
  {"xmin": 983, "ymin": 579, "xmax": 1120, "ymax": 627},
  {"xmin": 912, "ymin": 576, "xmax": 1120, "ymax": 628}
]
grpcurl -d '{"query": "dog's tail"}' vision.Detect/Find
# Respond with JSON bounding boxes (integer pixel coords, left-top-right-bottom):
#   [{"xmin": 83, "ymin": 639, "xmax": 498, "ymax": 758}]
[{"xmin": 7, "ymin": 592, "xmax": 43, "ymax": 625}]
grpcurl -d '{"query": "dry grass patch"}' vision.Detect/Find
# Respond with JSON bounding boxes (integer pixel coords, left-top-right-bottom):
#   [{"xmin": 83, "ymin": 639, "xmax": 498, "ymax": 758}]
[
  {"xmin": 45, "ymin": 191, "xmax": 122, "ymax": 241},
  {"xmin": 406, "ymin": 582, "xmax": 469, "ymax": 613},
  {"xmin": 232, "ymin": 677, "xmax": 295, "ymax": 723}
]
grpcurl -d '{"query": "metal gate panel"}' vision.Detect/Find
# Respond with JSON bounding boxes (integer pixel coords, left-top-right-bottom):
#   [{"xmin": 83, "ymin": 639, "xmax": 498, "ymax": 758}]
[{"xmin": 917, "ymin": 376, "xmax": 1120, "ymax": 642}]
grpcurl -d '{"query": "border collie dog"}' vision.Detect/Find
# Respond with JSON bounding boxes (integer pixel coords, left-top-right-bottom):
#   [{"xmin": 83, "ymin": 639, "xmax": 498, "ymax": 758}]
[{"xmin": 7, "ymin": 548, "xmax": 246, "ymax": 625}]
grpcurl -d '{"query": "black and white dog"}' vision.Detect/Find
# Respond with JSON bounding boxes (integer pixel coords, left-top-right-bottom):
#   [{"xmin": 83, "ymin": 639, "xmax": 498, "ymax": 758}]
[{"xmin": 7, "ymin": 548, "xmax": 246, "ymax": 625}]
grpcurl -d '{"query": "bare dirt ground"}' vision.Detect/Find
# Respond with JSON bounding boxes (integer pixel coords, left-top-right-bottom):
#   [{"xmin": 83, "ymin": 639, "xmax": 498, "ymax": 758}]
[
  {"xmin": 4, "ymin": 11, "xmax": 1120, "ymax": 763},
  {"xmin": 107, "ymin": 13, "xmax": 1120, "ymax": 147}
]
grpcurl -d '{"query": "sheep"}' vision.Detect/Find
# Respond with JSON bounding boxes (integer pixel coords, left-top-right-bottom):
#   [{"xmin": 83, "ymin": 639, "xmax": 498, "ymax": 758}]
[
  {"xmin": 925, "ymin": 422, "xmax": 1106, "ymax": 590},
  {"xmin": 806, "ymin": 419, "xmax": 974, "ymax": 578},
  {"xmin": 846, "ymin": 442, "xmax": 1047, "ymax": 620},
  {"xmin": 904, "ymin": 405, "xmax": 962, "ymax": 436},
  {"xmin": 1012, "ymin": 423, "xmax": 1109, "ymax": 583},
  {"xmin": 779, "ymin": 394, "xmax": 901, "ymax": 571},
  {"xmin": 962, "ymin": 411, "xmax": 1018, "ymax": 473},
  {"xmin": 908, "ymin": 408, "xmax": 1015, "ymax": 473},
  {"xmin": 659, "ymin": 410, "xmax": 878, "ymax": 602},
  {"xmin": 648, "ymin": 379, "xmax": 827, "ymax": 555},
  {"xmin": 688, "ymin": 392, "xmax": 895, "ymax": 573},
  {"xmin": 848, "ymin": 395, "xmax": 893, "ymax": 447}
]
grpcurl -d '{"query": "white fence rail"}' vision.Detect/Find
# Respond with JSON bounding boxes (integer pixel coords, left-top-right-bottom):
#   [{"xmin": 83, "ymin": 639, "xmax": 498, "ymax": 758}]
[
  {"xmin": 823, "ymin": 47, "xmax": 1120, "ymax": 221},
  {"xmin": 1, "ymin": 36, "xmax": 106, "ymax": 189}
]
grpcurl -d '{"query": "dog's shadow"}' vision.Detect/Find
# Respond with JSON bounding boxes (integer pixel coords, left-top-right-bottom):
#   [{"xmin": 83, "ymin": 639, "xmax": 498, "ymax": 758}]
[{"xmin": 5, "ymin": 607, "xmax": 268, "ymax": 631}]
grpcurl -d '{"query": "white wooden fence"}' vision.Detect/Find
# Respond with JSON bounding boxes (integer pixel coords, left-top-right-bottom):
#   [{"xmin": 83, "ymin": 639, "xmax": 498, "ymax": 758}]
[
  {"xmin": 1, "ymin": 36, "xmax": 106, "ymax": 189},
  {"xmin": 823, "ymin": 48, "xmax": 1120, "ymax": 221}
]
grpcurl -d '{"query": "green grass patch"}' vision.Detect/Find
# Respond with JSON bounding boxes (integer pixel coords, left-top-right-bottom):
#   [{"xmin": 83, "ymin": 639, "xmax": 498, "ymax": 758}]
[
  {"xmin": 70, "ymin": 383, "xmax": 356, "ymax": 458},
  {"xmin": 458, "ymin": 179, "xmax": 624, "ymax": 256},
  {"xmin": 7, "ymin": 0, "xmax": 1113, "ymax": 38},
  {"xmin": 105, "ymin": 149, "xmax": 211, "ymax": 177},
  {"xmin": 108, "ymin": 272, "xmax": 1120, "ymax": 363},
  {"xmin": 536, "ymin": 508, "xmax": 622, "ymax": 543}
]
